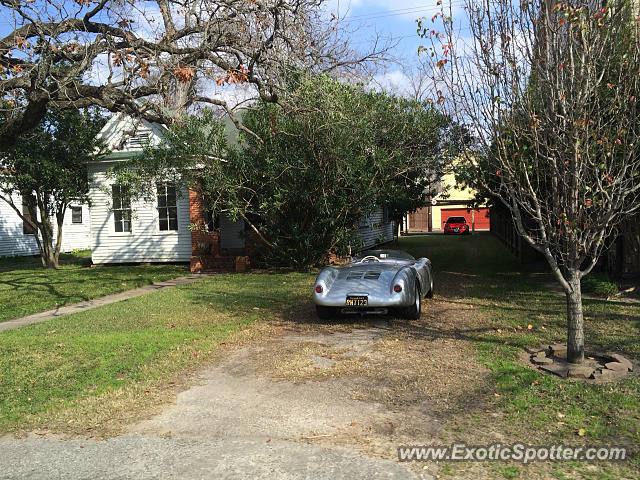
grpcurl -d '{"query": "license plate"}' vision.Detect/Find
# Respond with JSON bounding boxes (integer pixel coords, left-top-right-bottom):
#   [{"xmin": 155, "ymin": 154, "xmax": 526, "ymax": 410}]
[{"xmin": 345, "ymin": 295, "xmax": 368, "ymax": 307}]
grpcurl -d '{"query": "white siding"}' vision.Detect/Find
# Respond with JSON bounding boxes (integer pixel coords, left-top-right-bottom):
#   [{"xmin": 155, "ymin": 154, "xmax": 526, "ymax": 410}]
[
  {"xmin": 96, "ymin": 114, "xmax": 165, "ymax": 154},
  {"xmin": 88, "ymin": 163, "xmax": 191, "ymax": 264},
  {"xmin": 0, "ymin": 193, "xmax": 91, "ymax": 257},
  {"xmin": 355, "ymin": 207, "xmax": 394, "ymax": 251}
]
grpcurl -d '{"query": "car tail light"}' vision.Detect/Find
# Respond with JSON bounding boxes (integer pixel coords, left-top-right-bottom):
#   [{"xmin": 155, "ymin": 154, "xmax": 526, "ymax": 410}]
[
  {"xmin": 393, "ymin": 285, "xmax": 402, "ymax": 293},
  {"xmin": 315, "ymin": 285, "xmax": 323, "ymax": 293}
]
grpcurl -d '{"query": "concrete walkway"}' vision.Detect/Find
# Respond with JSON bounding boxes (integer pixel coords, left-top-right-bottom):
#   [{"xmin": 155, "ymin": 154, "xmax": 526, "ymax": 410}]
[{"xmin": 0, "ymin": 273, "xmax": 217, "ymax": 333}]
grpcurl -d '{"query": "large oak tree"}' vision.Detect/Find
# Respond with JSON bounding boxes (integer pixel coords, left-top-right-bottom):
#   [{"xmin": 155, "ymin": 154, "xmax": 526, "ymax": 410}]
[{"xmin": 0, "ymin": 0, "xmax": 389, "ymax": 147}]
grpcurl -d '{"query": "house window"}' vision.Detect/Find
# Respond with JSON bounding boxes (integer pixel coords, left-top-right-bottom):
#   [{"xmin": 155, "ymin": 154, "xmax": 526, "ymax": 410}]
[
  {"xmin": 383, "ymin": 206, "xmax": 391, "ymax": 224},
  {"xmin": 22, "ymin": 195, "xmax": 36, "ymax": 235},
  {"xmin": 71, "ymin": 206, "xmax": 82, "ymax": 224},
  {"xmin": 157, "ymin": 183, "xmax": 178, "ymax": 231},
  {"xmin": 112, "ymin": 185, "xmax": 132, "ymax": 233},
  {"xmin": 204, "ymin": 210, "xmax": 220, "ymax": 232}
]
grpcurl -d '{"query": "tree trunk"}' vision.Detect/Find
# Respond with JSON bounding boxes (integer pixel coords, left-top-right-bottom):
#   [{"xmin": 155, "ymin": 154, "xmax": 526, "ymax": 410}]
[
  {"xmin": 566, "ymin": 274, "xmax": 584, "ymax": 364},
  {"xmin": 54, "ymin": 211, "xmax": 65, "ymax": 268},
  {"xmin": 38, "ymin": 219, "xmax": 59, "ymax": 269}
]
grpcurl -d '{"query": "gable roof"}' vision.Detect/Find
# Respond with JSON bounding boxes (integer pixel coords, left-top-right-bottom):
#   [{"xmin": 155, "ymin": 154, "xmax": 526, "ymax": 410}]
[
  {"xmin": 93, "ymin": 113, "xmax": 167, "ymax": 161},
  {"xmin": 92, "ymin": 112, "xmax": 243, "ymax": 162}
]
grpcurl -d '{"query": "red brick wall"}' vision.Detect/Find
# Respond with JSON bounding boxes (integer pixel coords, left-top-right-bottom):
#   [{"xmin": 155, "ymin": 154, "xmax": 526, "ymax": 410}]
[
  {"xmin": 189, "ymin": 189, "xmax": 220, "ymax": 257},
  {"xmin": 189, "ymin": 189, "xmax": 253, "ymax": 273}
]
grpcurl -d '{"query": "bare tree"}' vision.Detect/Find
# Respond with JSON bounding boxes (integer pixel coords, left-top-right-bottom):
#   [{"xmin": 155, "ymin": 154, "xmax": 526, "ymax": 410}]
[
  {"xmin": 421, "ymin": 0, "xmax": 640, "ymax": 363},
  {"xmin": 0, "ymin": 0, "xmax": 390, "ymax": 147}
]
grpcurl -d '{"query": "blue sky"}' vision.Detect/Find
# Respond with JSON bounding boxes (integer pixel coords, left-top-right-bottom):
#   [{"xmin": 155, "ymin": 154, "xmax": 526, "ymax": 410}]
[
  {"xmin": 325, "ymin": 1, "xmax": 469, "ymax": 95},
  {"xmin": 329, "ymin": 1, "xmax": 440, "ymax": 91}
]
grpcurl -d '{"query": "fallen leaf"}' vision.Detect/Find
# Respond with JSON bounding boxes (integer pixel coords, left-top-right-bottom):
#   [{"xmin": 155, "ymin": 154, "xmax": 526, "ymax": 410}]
[
  {"xmin": 493, "ymin": 393, "xmax": 500, "ymax": 397},
  {"xmin": 527, "ymin": 324, "xmax": 533, "ymax": 330},
  {"xmin": 349, "ymin": 422, "xmax": 358, "ymax": 427},
  {"xmin": 578, "ymin": 428, "xmax": 586, "ymax": 436},
  {"xmin": 496, "ymin": 329, "xmax": 502, "ymax": 334}
]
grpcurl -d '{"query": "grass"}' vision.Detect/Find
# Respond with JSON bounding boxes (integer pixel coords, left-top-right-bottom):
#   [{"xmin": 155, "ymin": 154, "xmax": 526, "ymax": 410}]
[
  {"xmin": 582, "ymin": 273, "xmax": 619, "ymax": 298},
  {"xmin": 398, "ymin": 233, "xmax": 640, "ymax": 478},
  {"xmin": 0, "ymin": 250, "xmax": 188, "ymax": 321},
  {"xmin": 1, "ymin": 234, "xmax": 638, "ymax": 479},
  {"xmin": 0, "ymin": 271, "xmax": 315, "ymax": 434}
]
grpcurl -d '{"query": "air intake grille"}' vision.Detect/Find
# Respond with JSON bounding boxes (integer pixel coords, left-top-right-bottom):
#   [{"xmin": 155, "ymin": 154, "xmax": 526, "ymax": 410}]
[
  {"xmin": 346, "ymin": 272, "xmax": 363, "ymax": 280},
  {"xmin": 363, "ymin": 271, "xmax": 381, "ymax": 280}
]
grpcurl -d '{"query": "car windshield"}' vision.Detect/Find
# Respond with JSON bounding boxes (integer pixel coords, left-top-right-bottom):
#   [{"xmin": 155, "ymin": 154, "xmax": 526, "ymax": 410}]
[
  {"xmin": 446, "ymin": 217, "xmax": 467, "ymax": 223},
  {"xmin": 351, "ymin": 250, "xmax": 416, "ymax": 262}
]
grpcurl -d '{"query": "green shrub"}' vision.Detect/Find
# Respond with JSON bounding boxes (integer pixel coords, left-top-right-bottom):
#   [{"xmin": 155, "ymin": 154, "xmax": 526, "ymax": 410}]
[{"xmin": 582, "ymin": 274, "xmax": 619, "ymax": 297}]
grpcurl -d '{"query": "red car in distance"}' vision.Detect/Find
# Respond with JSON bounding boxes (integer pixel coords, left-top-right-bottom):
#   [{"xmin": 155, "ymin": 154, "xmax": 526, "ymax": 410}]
[{"xmin": 444, "ymin": 216, "xmax": 470, "ymax": 235}]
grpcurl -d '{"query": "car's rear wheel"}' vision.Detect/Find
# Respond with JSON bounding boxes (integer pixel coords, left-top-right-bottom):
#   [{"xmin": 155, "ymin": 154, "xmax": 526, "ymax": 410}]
[
  {"xmin": 404, "ymin": 283, "xmax": 421, "ymax": 319},
  {"xmin": 426, "ymin": 275, "xmax": 434, "ymax": 298},
  {"xmin": 316, "ymin": 305, "xmax": 336, "ymax": 320}
]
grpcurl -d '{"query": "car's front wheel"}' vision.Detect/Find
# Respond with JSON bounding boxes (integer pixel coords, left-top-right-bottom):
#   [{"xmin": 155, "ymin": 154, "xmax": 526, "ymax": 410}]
[
  {"xmin": 316, "ymin": 305, "xmax": 336, "ymax": 320},
  {"xmin": 404, "ymin": 283, "xmax": 422, "ymax": 319}
]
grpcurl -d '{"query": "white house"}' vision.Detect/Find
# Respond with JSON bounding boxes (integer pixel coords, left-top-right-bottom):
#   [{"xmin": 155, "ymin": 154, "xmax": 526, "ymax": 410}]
[
  {"xmin": 88, "ymin": 114, "xmax": 194, "ymax": 264},
  {"xmin": 355, "ymin": 207, "xmax": 394, "ymax": 251},
  {"xmin": 0, "ymin": 192, "xmax": 91, "ymax": 258},
  {"xmin": 88, "ymin": 113, "xmax": 394, "ymax": 271}
]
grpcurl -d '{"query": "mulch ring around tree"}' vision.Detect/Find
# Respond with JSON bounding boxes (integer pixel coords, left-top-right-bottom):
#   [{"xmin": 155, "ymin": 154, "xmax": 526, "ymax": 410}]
[{"xmin": 520, "ymin": 343, "xmax": 636, "ymax": 383}]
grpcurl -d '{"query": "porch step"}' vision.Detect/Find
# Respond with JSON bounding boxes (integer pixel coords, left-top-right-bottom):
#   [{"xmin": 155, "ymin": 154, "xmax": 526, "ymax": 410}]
[{"xmin": 190, "ymin": 255, "xmax": 250, "ymax": 273}]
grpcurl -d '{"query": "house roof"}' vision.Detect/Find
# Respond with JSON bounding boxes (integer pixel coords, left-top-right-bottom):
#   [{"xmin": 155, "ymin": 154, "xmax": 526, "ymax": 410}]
[
  {"xmin": 91, "ymin": 112, "xmax": 243, "ymax": 162},
  {"xmin": 91, "ymin": 113, "xmax": 167, "ymax": 162}
]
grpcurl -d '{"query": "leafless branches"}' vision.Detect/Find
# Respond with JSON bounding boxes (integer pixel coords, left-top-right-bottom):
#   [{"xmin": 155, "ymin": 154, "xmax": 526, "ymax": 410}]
[{"xmin": 422, "ymin": 0, "xmax": 640, "ymax": 362}]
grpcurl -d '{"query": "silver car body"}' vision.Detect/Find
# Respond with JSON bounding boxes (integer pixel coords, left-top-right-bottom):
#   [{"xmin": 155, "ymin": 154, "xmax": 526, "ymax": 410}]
[{"xmin": 313, "ymin": 249, "xmax": 433, "ymax": 314}]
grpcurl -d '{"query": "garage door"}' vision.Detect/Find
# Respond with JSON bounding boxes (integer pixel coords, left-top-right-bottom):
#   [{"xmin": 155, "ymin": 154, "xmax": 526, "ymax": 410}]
[{"xmin": 440, "ymin": 207, "xmax": 490, "ymax": 230}]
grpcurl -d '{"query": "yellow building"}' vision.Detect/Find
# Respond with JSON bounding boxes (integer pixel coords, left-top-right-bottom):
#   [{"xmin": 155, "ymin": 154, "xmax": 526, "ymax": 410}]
[{"xmin": 405, "ymin": 169, "xmax": 490, "ymax": 232}]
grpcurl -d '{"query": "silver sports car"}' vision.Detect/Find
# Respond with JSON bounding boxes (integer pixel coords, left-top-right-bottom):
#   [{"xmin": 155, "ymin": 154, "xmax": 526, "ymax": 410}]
[{"xmin": 313, "ymin": 249, "xmax": 433, "ymax": 319}]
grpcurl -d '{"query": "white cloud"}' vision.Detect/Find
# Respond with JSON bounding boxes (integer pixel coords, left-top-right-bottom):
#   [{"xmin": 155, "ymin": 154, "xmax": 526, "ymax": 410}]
[{"xmin": 371, "ymin": 70, "xmax": 413, "ymax": 96}]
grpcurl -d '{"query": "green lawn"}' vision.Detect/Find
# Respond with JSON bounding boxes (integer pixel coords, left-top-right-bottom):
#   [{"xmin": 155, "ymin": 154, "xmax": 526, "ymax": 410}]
[
  {"xmin": 399, "ymin": 233, "xmax": 640, "ymax": 478},
  {"xmin": 0, "ymin": 271, "xmax": 314, "ymax": 434},
  {"xmin": 0, "ymin": 250, "xmax": 188, "ymax": 321}
]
